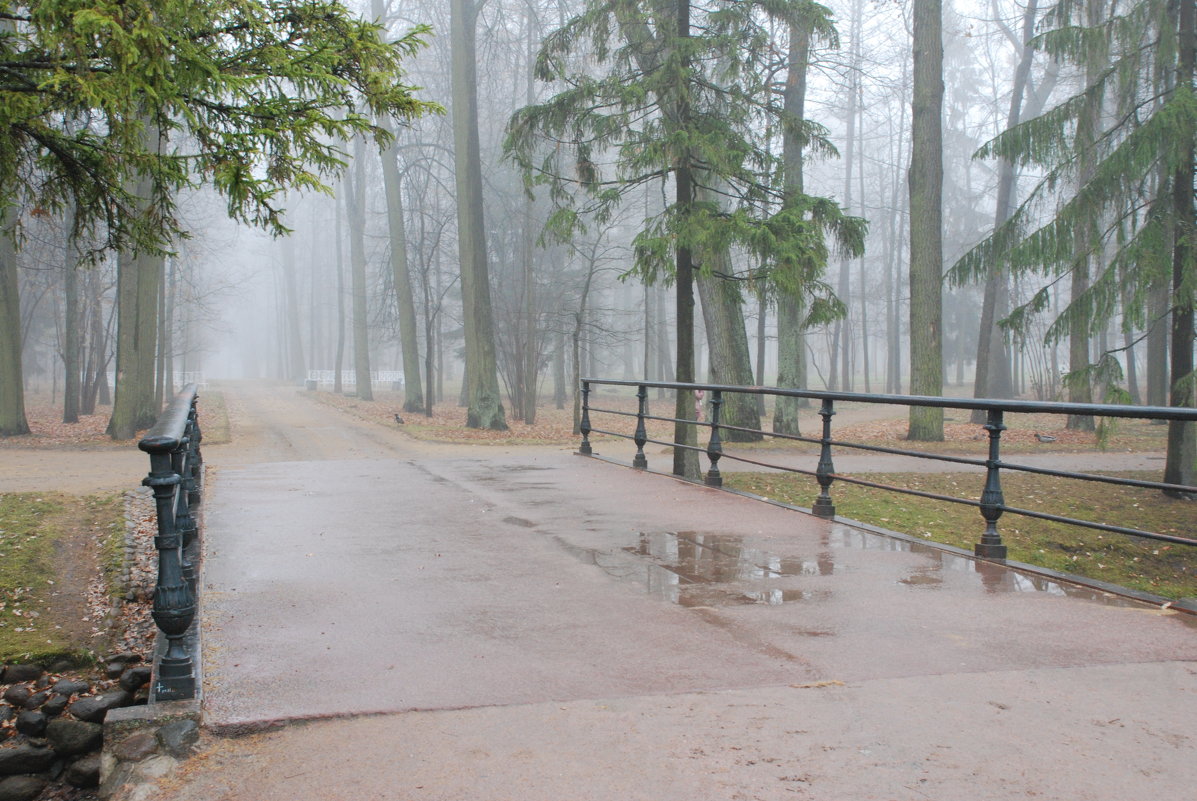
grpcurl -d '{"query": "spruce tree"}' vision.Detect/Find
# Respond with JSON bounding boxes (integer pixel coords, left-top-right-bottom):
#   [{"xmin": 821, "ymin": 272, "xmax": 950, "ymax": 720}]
[
  {"xmin": 951, "ymin": 0, "xmax": 1196, "ymax": 492},
  {"xmin": 506, "ymin": 0, "xmax": 864, "ymax": 476}
]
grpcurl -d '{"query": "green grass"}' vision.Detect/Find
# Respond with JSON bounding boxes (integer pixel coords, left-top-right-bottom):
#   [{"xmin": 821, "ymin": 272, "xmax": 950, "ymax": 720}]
[
  {"xmin": 0, "ymin": 492, "xmax": 123, "ymax": 665},
  {"xmin": 725, "ymin": 471, "xmax": 1197, "ymax": 601}
]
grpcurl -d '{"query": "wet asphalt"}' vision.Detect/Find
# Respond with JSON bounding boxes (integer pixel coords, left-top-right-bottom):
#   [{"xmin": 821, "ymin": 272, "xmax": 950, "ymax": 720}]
[{"xmin": 156, "ymin": 386, "xmax": 1196, "ymax": 800}]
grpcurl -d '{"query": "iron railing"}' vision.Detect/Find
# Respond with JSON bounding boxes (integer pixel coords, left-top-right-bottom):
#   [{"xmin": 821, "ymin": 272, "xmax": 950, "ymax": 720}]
[
  {"xmin": 138, "ymin": 384, "xmax": 203, "ymax": 701},
  {"xmin": 578, "ymin": 378, "xmax": 1197, "ymax": 560}
]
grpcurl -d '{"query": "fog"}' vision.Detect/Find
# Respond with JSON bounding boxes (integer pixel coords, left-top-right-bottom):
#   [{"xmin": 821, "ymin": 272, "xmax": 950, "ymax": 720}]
[{"xmin": 8, "ymin": 0, "xmax": 1179, "ymax": 432}]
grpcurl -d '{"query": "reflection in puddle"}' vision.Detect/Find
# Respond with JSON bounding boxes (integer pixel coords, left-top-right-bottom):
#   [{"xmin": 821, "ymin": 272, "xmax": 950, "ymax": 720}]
[
  {"xmin": 557, "ymin": 524, "xmax": 1183, "ymax": 617},
  {"xmin": 555, "ymin": 532, "xmax": 826, "ymax": 607},
  {"xmin": 825, "ymin": 523, "xmax": 1167, "ymax": 609}
]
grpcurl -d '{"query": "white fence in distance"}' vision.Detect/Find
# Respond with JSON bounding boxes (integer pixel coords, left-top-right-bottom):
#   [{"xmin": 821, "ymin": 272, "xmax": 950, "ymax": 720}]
[{"xmin": 307, "ymin": 370, "xmax": 404, "ymax": 387}]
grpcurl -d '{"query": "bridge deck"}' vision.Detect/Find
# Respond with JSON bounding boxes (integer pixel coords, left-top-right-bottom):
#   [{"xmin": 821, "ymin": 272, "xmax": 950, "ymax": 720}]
[{"xmin": 170, "ymin": 385, "xmax": 1195, "ymax": 799}]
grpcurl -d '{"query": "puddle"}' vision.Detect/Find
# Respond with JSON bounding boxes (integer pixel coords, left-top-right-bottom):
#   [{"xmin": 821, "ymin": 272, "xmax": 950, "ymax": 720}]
[
  {"xmin": 555, "ymin": 531, "xmax": 826, "ymax": 608},
  {"xmin": 556, "ymin": 524, "xmax": 1187, "ymax": 618},
  {"xmin": 824, "ymin": 524, "xmax": 1181, "ymax": 611}
]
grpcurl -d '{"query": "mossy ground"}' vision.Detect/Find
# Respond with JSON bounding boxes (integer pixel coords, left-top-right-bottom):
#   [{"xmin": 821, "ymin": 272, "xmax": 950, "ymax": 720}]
[
  {"xmin": 725, "ymin": 470, "xmax": 1197, "ymax": 601},
  {"xmin": 0, "ymin": 492, "xmax": 124, "ymax": 665}
]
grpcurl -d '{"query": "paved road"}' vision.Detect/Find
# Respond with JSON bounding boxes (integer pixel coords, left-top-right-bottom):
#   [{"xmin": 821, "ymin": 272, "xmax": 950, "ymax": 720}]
[{"xmin": 146, "ymin": 383, "xmax": 1196, "ymax": 801}]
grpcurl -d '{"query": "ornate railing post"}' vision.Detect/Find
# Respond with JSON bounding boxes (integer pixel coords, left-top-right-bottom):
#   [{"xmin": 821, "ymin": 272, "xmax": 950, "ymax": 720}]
[
  {"xmin": 812, "ymin": 399, "xmax": 836, "ymax": 518},
  {"xmin": 139, "ymin": 386, "xmax": 201, "ymax": 702},
  {"xmin": 975, "ymin": 408, "xmax": 1009, "ymax": 560},
  {"xmin": 186, "ymin": 393, "xmax": 203, "ymax": 507},
  {"xmin": 633, "ymin": 384, "xmax": 648, "ymax": 469},
  {"xmin": 578, "ymin": 381, "xmax": 593, "ymax": 455},
  {"xmin": 140, "ymin": 444, "xmax": 196, "ymax": 701},
  {"xmin": 705, "ymin": 389, "xmax": 724, "ymax": 487},
  {"xmin": 170, "ymin": 431, "xmax": 198, "ymax": 592}
]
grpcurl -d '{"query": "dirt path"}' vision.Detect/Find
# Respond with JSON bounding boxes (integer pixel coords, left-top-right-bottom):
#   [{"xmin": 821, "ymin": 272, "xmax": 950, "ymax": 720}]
[{"xmin": 0, "ymin": 381, "xmax": 494, "ymax": 494}]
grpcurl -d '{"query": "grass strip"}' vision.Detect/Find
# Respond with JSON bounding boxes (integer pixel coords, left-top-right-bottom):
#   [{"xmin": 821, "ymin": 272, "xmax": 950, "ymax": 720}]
[
  {"xmin": 724, "ymin": 470, "xmax": 1196, "ymax": 601},
  {"xmin": 0, "ymin": 492, "xmax": 123, "ymax": 665}
]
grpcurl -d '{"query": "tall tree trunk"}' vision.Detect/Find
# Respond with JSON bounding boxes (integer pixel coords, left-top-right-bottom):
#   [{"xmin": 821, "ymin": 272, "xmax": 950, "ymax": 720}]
[
  {"xmin": 554, "ymin": 329, "xmax": 566, "ymax": 410},
  {"xmin": 1147, "ymin": 275, "xmax": 1170, "ymax": 407},
  {"xmin": 346, "ymin": 139, "xmax": 374, "ymax": 401},
  {"xmin": 378, "ymin": 127, "xmax": 425, "ymax": 412},
  {"xmin": 672, "ymin": 0, "xmax": 699, "ymax": 479},
  {"xmin": 62, "ymin": 208, "xmax": 80, "ymax": 424},
  {"xmin": 973, "ymin": 2, "xmax": 1039, "ymax": 421},
  {"xmin": 696, "ymin": 270, "xmax": 762, "ymax": 441},
  {"xmin": 773, "ymin": 15, "xmax": 813, "ymax": 435},
  {"xmin": 451, "ymin": 0, "xmax": 507, "ymax": 429},
  {"xmin": 754, "ymin": 286, "xmax": 767, "ymax": 416},
  {"xmin": 1164, "ymin": 0, "xmax": 1195, "ymax": 494},
  {"xmin": 907, "ymin": 0, "xmax": 945, "ymax": 441},
  {"xmin": 281, "ymin": 237, "xmax": 307, "ymax": 382},
  {"xmin": 372, "ymin": 0, "xmax": 423, "ymax": 410},
  {"xmin": 108, "ymin": 117, "xmax": 164, "ymax": 439},
  {"xmin": 0, "ymin": 214, "xmax": 29, "ymax": 436},
  {"xmin": 334, "ymin": 183, "xmax": 347, "ymax": 395},
  {"xmin": 1066, "ymin": 1, "xmax": 1105, "ymax": 430}
]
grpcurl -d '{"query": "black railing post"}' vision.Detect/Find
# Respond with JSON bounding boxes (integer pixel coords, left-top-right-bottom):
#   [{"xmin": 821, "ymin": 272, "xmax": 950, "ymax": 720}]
[
  {"xmin": 705, "ymin": 390, "xmax": 724, "ymax": 487},
  {"xmin": 186, "ymin": 394, "xmax": 203, "ymax": 507},
  {"xmin": 976, "ymin": 409, "xmax": 1009, "ymax": 560},
  {"xmin": 140, "ymin": 441, "xmax": 197, "ymax": 701},
  {"xmin": 633, "ymin": 384, "xmax": 648, "ymax": 469},
  {"xmin": 813, "ymin": 399, "xmax": 836, "ymax": 518},
  {"xmin": 170, "ymin": 433, "xmax": 198, "ymax": 592},
  {"xmin": 578, "ymin": 381, "xmax": 593, "ymax": 455}
]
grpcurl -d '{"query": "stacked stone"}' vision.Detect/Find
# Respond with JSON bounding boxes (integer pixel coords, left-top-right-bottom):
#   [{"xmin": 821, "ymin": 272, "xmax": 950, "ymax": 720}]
[{"xmin": 0, "ymin": 655, "xmax": 151, "ymax": 801}]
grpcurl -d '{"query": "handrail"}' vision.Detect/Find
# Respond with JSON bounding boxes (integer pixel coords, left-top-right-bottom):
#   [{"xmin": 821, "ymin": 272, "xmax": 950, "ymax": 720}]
[
  {"xmin": 137, "ymin": 384, "xmax": 203, "ymax": 702},
  {"xmin": 578, "ymin": 378, "xmax": 1197, "ymax": 561}
]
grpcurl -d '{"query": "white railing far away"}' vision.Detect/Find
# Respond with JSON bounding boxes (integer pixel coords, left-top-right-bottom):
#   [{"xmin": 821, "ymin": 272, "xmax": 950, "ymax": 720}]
[{"xmin": 307, "ymin": 370, "xmax": 404, "ymax": 386}]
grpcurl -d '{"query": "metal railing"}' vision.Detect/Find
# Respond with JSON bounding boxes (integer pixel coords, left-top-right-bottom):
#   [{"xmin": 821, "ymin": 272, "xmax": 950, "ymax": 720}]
[
  {"xmin": 138, "ymin": 384, "xmax": 203, "ymax": 701},
  {"xmin": 578, "ymin": 378, "xmax": 1197, "ymax": 560}
]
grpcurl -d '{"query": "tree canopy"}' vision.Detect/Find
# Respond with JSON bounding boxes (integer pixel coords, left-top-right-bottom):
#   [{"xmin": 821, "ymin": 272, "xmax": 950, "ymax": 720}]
[
  {"xmin": 0, "ymin": 0, "xmax": 438, "ymax": 251},
  {"xmin": 505, "ymin": 0, "xmax": 864, "ymax": 308}
]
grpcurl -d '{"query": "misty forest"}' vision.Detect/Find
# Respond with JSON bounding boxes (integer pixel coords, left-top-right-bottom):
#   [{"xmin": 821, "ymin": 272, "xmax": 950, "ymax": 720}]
[{"xmin": 1, "ymin": 0, "xmax": 1195, "ymax": 486}]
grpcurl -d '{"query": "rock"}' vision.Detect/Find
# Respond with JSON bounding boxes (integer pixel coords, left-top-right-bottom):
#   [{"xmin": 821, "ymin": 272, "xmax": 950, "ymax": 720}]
[
  {"xmin": 50, "ymin": 680, "xmax": 89, "ymax": 698},
  {"xmin": 21, "ymin": 691, "xmax": 47, "ymax": 711},
  {"xmin": 0, "ymin": 775, "xmax": 47, "ymax": 801},
  {"xmin": 0, "ymin": 666, "xmax": 41, "ymax": 684},
  {"xmin": 104, "ymin": 653, "xmax": 140, "ymax": 665},
  {"xmin": 0, "ymin": 688, "xmax": 29, "ymax": 708},
  {"xmin": 119, "ymin": 666, "xmax": 153, "ymax": 693},
  {"xmin": 45, "ymin": 719, "xmax": 103, "ymax": 757},
  {"xmin": 48, "ymin": 659, "xmax": 75, "ymax": 674},
  {"xmin": 0, "ymin": 741, "xmax": 55, "ymax": 775},
  {"xmin": 104, "ymin": 663, "xmax": 125, "ymax": 680},
  {"xmin": 157, "ymin": 720, "xmax": 199, "ymax": 758},
  {"xmin": 68, "ymin": 690, "xmax": 132, "ymax": 724},
  {"xmin": 114, "ymin": 732, "xmax": 158, "ymax": 762},
  {"xmin": 41, "ymin": 695, "xmax": 68, "ymax": 718},
  {"xmin": 14, "ymin": 711, "xmax": 46, "ymax": 738},
  {"xmin": 64, "ymin": 753, "xmax": 101, "ymax": 788},
  {"xmin": 0, "ymin": 708, "xmax": 12, "ymax": 725}
]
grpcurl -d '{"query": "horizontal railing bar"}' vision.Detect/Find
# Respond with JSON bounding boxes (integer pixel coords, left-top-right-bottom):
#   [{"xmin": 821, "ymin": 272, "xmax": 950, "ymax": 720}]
[
  {"xmin": 827, "ymin": 473, "xmax": 984, "ymax": 508},
  {"xmin": 588, "ymin": 407, "xmax": 638, "ymax": 419},
  {"xmin": 997, "ymin": 461, "xmax": 1197, "ymax": 494},
  {"xmin": 822, "ymin": 438, "xmax": 988, "ymax": 468},
  {"xmin": 139, "ymin": 383, "xmax": 199, "ymax": 453},
  {"xmin": 1001, "ymin": 505, "xmax": 1197, "ymax": 547},
  {"xmin": 583, "ymin": 378, "xmax": 1197, "ymax": 422},
  {"xmin": 714, "ymin": 451, "xmax": 819, "ymax": 475},
  {"xmin": 587, "ymin": 427, "xmax": 631, "ymax": 440},
  {"xmin": 588, "ymin": 392, "xmax": 1197, "ymax": 488}
]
